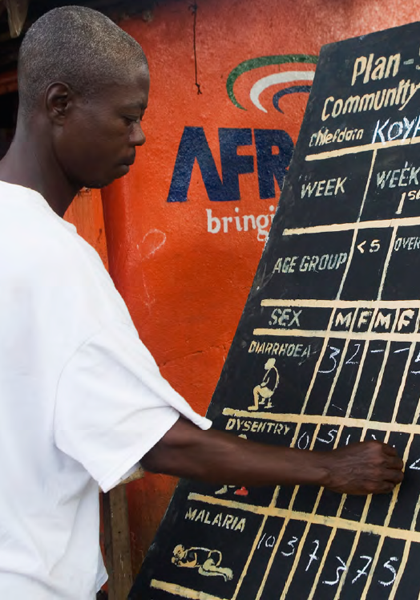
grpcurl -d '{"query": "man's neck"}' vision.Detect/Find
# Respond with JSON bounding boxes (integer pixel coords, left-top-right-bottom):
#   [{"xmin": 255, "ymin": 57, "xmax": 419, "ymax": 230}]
[{"xmin": 0, "ymin": 123, "xmax": 79, "ymax": 217}]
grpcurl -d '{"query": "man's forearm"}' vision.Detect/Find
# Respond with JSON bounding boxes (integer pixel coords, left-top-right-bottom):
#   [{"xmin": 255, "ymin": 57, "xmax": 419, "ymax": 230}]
[
  {"xmin": 141, "ymin": 417, "xmax": 404, "ymax": 495},
  {"xmin": 142, "ymin": 417, "xmax": 328, "ymax": 487}
]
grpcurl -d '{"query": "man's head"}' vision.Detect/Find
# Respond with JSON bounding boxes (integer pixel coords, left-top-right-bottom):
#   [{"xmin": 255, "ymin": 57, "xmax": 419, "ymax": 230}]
[
  {"xmin": 172, "ymin": 545, "xmax": 186, "ymax": 564},
  {"xmin": 264, "ymin": 358, "xmax": 276, "ymax": 369},
  {"xmin": 17, "ymin": 6, "xmax": 149, "ymax": 189}
]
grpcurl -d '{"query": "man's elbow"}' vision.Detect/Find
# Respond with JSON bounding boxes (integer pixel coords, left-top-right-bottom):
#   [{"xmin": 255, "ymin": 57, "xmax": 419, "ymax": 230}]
[
  {"xmin": 140, "ymin": 417, "xmax": 203, "ymax": 476},
  {"xmin": 141, "ymin": 441, "xmax": 169, "ymax": 474}
]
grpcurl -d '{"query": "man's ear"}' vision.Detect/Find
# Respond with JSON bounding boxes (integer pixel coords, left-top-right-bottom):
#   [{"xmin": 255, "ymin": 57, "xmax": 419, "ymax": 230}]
[{"xmin": 45, "ymin": 82, "xmax": 74, "ymax": 124}]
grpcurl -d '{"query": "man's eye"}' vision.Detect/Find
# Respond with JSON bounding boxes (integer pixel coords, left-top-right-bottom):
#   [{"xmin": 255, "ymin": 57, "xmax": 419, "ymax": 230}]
[{"xmin": 123, "ymin": 116, "xmax": 141, "ymax": 125}]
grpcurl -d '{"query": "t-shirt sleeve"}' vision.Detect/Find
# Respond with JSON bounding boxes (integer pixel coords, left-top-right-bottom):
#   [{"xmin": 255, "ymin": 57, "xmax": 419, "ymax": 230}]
[{"xmin": 54, "ymin": 322, "xmax": 212, "ymax": 492}]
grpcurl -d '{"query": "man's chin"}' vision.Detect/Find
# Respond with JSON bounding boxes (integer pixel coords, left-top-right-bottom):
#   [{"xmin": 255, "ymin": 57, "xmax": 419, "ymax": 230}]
[
  {"xmin": 82, "ymin": 175, "xmax": 121, "ymax": 190},
  {"xmin": 76, "ymin": 166, "xmax": 131, "ymax": 190}
]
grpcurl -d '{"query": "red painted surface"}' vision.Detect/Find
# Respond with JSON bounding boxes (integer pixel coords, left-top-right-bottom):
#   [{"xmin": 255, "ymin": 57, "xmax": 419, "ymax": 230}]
[
  {"xmin": 101, "ymin": 0, "xmax": 419, "ymax": 570},
  {"xmin": 65, "ymin": 188, "xmax": 108, "ymax": 269}
]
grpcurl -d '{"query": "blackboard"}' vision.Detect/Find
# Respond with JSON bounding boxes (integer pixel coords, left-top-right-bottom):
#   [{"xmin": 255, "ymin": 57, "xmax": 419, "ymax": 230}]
[{"xmin": 130, "ymin": 21, "xmax": 420, "ymax": 599}]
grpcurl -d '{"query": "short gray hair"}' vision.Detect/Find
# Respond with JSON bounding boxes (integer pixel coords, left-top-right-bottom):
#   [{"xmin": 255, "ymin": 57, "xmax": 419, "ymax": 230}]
[{"xmin": 18, "ymin": 6, "xmax": 148, "ymax": 116}]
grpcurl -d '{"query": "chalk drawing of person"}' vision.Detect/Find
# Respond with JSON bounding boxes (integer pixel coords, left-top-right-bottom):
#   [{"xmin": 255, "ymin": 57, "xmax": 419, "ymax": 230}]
[
  {"xmin": 248, "ymin": 358, "xmax": 280, "ymax": 411},
  {"xmin": 171, "ymin": 545, "xmax": 234, "ymax": 581},
  {"xmin": 214, "ymin": 484, "xmax": 248, "ymax": 496}
]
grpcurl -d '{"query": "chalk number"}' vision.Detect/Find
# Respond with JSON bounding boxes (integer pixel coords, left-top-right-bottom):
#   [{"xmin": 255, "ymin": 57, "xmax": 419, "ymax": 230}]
[{"xmin": 279, "ymin": 535, "xmax": 400, "ymax": 589}]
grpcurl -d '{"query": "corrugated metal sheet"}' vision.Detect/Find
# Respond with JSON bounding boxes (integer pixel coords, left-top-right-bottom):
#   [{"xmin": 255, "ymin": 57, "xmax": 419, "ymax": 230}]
[{"xmin": 0, "ymin": 0, "xmax": 155, "ymax": 75}]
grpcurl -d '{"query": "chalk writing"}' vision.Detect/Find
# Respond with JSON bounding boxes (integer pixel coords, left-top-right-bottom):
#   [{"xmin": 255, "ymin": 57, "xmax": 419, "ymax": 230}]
[
  {"xmin": 268, "ymin": 308, "xmax": 302, "ymax": 327},
  {"xmin": 378, "ymin": 556, "xmax": 398, "ymax": 587},
  {"xmin": 248, "ymin": 340, "xmax": 312, "ymax": 358},
  {"xmin": 281, "ymin": 536, "xmax": 299, "ymax": 557},
  {"xmin": 301, "ymin": 177, "xmax": 347, "ymax": 198},
  {"xmin": 309, "ymin": 127, "xmax": 364, "ymax": 147},
  {"xmin": 351, "ymin": 555, "xmax": 372, "ymax": 584},
  {"xmin": 272, "ymin": 253, "xmax": 348, "ymax": 274},
  {"xmin": 257, "ymin": 533, "xmax": 276, "ymax": 550},
  {"xmin": 322, "ymin": 556, "xmax": 347, "ymax": 586},
  {"xmin": 184, "ymin": 507, "xmax": 246, "ymax": 532},
  {"xmin": 352, "ymin": 52, "xmax": 400, "ymax": 86},
  {"xmin": 372, "ymin": 115, "xmax": 420, "ymax": 143},
  {"xmin": 376, "ymin": 162, "xmax": 420, "ymax": 189},
  {"xmin": 225, "ymin": 418, "xmax": 291, "ymax": 436}
]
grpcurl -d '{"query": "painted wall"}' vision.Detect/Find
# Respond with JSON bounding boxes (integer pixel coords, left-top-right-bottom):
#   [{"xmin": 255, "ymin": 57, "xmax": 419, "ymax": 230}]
[
  {"xmin": 65, "ymin": 188, "xmax": 109, "ymax": 269},
  {"xmin": 101, "ymin": 0, "xmax": 420, "ymax": 570}
]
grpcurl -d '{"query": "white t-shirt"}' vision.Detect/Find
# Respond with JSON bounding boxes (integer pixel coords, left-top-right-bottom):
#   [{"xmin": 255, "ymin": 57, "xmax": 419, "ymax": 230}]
[{"xmin": 0, "ymin": 181, "xmax": 211, "ymax": 599}]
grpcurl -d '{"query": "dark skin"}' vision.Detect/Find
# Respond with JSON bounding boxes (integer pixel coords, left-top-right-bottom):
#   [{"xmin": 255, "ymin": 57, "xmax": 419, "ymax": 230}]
[
  {"xmin": 142, "ymin": 417, "xmax": 401, "ymax": 495},
  {"xmin": 0, "ymin": 65, "xmax": 404, "ymax": 496},
  {"xmin": 1, "ymin": 69, "xmax": 149, "ymax": 216}
]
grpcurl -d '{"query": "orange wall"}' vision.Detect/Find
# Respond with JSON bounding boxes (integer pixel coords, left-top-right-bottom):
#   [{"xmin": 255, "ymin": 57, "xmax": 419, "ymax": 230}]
[
  {"xmin": 65, "ymin": 188, "xmax": 109, "ymax": 269},
  {"xmin": 101, "ymin": 0, "xmax": 420, "ymax": 569}
]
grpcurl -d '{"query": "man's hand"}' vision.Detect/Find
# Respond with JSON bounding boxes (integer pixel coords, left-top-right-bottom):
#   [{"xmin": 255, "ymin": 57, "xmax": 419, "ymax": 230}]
[
  {"xmin": 322, "ymin": 441, "xmax": 404, "ymax": 495},
  {"xmin": 142, "ymin": 418, "xmax": 404, "ymax": 496},
  {"xmin": 325, "ymin": 441, "xmax": 403, "ymax": 495}
]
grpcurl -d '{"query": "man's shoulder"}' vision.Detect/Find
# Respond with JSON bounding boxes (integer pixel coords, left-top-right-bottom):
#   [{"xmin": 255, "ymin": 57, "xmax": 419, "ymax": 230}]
[
  {"xmin": 0, "ymin": 183, "xmax": 92, "ymax": 266},
  {"xmin": 0, "ymin": 182, "xmax": 125, "ymax": 319}
]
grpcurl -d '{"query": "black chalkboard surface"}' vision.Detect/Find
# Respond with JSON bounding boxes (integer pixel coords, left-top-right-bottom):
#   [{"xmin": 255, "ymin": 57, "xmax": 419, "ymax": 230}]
[{"xmin": 131, "ymin": 22, "xmax": 420, "ymax": 599}]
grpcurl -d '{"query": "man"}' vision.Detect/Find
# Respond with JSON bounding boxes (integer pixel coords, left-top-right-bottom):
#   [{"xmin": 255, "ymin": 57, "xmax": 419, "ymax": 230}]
[{"xmin": 0, "ymin": 6, "xmax": 403, "ymax": 599}]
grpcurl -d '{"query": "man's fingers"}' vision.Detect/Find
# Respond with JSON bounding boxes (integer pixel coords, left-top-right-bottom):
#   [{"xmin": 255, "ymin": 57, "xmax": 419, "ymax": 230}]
[
  {"xmin": 327, "ymin": 441, "xmax": 405, "ymax": 496},
  {"xmin": 355, "ymin": 480, "xmax": 395, "ymax": 495},
  {"xmin": 381, "ymin": 481, "xmax": 397, "ymax": 494},
  {"xmin": 370, "ymin": 478, "xmax": 400, "ymax": 495},
  {"xmin": 384, "ymin": 455, "xmax": 404, "ymax": 470},
  {"xmin": 385, "ymin": 469, "xmax": 404, "ymax": 484},
  {"xmin": 381, "ymin": 442, "xmax": 398, "ymax": 457},
  {"xmin": 370, "ymin": 441, "xmax": 404, "ymax": 469}
]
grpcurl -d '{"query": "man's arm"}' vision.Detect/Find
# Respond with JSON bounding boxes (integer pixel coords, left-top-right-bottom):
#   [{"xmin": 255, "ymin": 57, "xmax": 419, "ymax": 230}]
[{"xmin": 142, "ymin": 417, "xmax": 404, "ymax": 495}]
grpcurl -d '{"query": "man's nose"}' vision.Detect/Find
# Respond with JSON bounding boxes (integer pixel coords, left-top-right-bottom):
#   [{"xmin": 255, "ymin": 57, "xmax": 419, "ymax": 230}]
[{"xmin": 130, "ymin": 122, "xmax": 146, "ymax": 146}]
